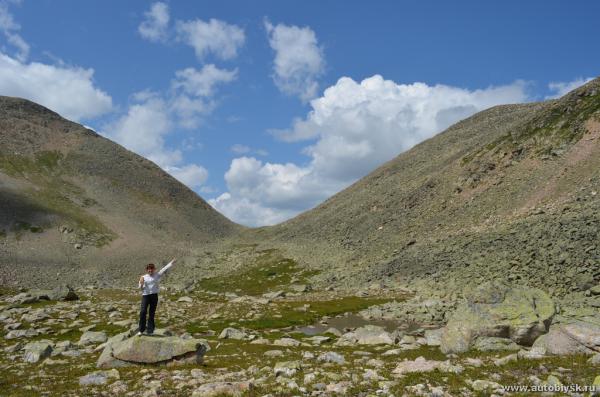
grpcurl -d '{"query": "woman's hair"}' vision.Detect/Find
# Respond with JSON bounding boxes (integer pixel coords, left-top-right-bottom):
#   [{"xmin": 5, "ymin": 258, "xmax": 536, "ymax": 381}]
[{"xmin": 146, "ymin": 263, "xmax": 156, "ymax": 270}]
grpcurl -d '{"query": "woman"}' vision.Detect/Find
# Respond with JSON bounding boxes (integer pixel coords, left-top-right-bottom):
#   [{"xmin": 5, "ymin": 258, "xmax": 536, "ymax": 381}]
[{"xmin": 138, "ymin": 258, "xmax": 176, "ymax": 335}]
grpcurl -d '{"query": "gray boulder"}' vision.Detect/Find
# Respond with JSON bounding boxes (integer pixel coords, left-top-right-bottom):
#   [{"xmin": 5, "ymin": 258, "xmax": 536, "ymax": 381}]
[
  {"xmin": 191, "ymin": 381, "xmax": 253, "ymax": 397},
  {"xmin": 473, "ymin": 336, "xmax": 521, "ymax": 351},
  {"xmin": 440, "ymin": 282, "xmax": 555, "ymax": 354}
]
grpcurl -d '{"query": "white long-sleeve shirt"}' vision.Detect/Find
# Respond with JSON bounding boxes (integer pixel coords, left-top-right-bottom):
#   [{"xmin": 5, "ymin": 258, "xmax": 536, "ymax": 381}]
[{"xmin": 139, "ymin": 260, "xmax": 173, "ymax": 295}]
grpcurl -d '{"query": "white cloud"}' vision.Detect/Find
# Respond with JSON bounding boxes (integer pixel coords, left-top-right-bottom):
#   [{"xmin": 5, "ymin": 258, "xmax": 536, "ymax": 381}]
[
  {"xmin": 176, "ymin": 18, "xmax": 245, "ymax": 60},
  {"xmin": 170, "ymin": 64, "xmax": 237, "ymax": 129},
  {"xmin": 265, "ymin": 20, "xmax": 325, "ymax": 101},
  {"xmin": 0, "ymin": 52, "xmax": 113, "ymax": 121},
  {"xmin": 546, "ymin": 77, "xmax": 593, "ymax": 99},
  {"xmin": 172, "ymin": 64, "xmax": 237, "ymax": 97},
  {"xmin": 0, "ymin": 0, "xmax": 29, "ymax": 61},
  {"xmin": 211, "ymin": 75, "xmax": 530, "ymax": 226},
  {"xmin": 138, "ymin": 2, "xmax": 170, "ymax": 42}
]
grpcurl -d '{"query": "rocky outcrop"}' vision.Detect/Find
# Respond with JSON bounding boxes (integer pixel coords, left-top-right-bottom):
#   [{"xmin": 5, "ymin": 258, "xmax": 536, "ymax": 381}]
[
  {"xmin": 97, "ymin": 333, "xmax": 210, "ymax": 368},
  {"xmin": 440, "ymin": 282, "xmax": 555, "ymax": 354}
]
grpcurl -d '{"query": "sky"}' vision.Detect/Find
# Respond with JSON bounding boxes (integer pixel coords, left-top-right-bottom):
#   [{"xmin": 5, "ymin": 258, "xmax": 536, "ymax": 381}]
[{"xmin": 0, "ymin": 0, "xmax": 598, "ymax": 226}]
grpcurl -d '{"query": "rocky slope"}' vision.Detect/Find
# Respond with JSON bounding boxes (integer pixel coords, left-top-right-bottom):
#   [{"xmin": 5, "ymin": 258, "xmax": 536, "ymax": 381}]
[
  {"xmin": 258, "ymin": 77, "xmax": 600, "ymax": 297},
  {"xmin": 0, "ymin": 96, "xmax": 240, "ymax": 287}
]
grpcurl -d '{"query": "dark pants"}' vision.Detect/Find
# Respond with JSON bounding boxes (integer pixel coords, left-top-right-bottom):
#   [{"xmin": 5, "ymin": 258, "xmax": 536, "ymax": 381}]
[{"xmin": 139, "ymin": 293, "xmax": 158, "ymax": 333}]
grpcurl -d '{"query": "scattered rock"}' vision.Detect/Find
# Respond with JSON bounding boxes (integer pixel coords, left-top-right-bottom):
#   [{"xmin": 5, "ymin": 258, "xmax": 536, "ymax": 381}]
[
  {"xmin": 273, "ymin": 337, "xmax": 301, "ymax": 347},
  {"xmin": 177, "ymin": 296, "xmax": 193, "ymax": 303}
]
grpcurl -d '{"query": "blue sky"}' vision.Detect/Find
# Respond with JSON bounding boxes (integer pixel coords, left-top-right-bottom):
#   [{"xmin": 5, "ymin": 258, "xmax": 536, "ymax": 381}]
[{"xmin": 0, "ymin": 0, "xmax": 598, "ymax": 226}]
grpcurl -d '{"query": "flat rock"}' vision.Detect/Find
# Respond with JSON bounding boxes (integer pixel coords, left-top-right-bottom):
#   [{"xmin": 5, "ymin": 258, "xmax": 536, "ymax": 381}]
[{"xmin": 110, "ymin": 335, "xmax": 210, "ymax": 365}]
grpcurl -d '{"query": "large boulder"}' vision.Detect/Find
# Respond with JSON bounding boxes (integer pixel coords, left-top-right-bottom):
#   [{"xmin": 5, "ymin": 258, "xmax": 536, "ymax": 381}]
[
  {"xmin": 97, "ymin": 334, "xmax": 210, "ymax": 368},
  {"xmin": 532, "ymin": 320, "xmax": 600, "ymax": 355},
  {"xmin": 440, "ymin": 282, "xmax": 555, "ymax": 354}
]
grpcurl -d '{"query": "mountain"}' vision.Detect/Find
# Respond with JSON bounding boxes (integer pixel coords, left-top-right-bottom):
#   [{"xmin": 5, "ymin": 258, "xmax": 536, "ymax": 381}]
[
  {"xmin": 259, "ymin": 77, "xmax": 600, "ymax": 297},
  {"xmin": 0, "ymin": 96, "xmax": 240, "ymax": 286}
]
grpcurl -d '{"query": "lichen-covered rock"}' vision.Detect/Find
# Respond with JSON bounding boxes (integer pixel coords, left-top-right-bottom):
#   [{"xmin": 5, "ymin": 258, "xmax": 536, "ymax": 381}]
[
  {"xmin": 274, "ymin": 361, "xmax": 302, "ymax": 377},
  {"xmin": 440, "ymin": 282, "xmax": 555, "ymax": 353}
]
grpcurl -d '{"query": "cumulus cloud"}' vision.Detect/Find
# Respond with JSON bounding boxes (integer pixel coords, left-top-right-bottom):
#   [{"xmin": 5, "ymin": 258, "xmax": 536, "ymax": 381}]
[
  {"xmin": 0, "ymin": 52, "xmax": 113, "ymax": 121},
  {"xmin": 211, "ymin": 75, "xmax": 530, "ymax": 226},
  {"xmin": 138, "ymin": 2, "xmax": 170, "ymax": 42},
  {"xmin": 265, "ymin": 20, "xmax": 325, "ymax": 101},
  {"xmin": 176, "ymin": 18, "xmax": 245, "ymax": 60},
  {"xmin": 546, "ymin": 77, "xmax": 593, "ymax": 99}
]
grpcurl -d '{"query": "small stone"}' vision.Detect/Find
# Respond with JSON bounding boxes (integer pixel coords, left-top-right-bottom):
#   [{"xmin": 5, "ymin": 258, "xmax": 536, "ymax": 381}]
[
  {"xmin": 23, "ymin": 341, "xmax": 53, "ymax": 363},
  {"xmin": 177, "ymin": 296, "xmax": 193, "ymax": 303},
  {"xmin": 79, "ymin": 369, "xmax": 120, "ymax": 386}
]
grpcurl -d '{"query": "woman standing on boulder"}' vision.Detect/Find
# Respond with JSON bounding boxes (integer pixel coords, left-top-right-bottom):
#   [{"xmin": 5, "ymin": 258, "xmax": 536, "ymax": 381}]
[{"xmin": 138, "ymin": 258, "xmax": 176, "ymax": 336}]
